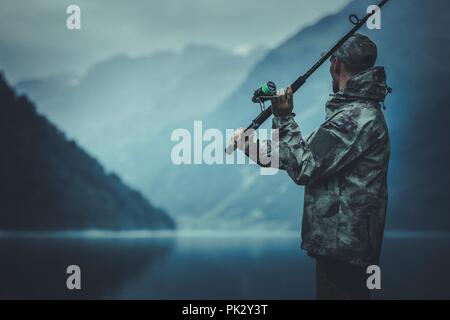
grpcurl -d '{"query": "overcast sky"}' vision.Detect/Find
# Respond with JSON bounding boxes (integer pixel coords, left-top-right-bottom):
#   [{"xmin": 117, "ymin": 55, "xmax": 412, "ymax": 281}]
[{"xmin": 0, "ymin": 0, "xmax": 350, "ymax": 82}]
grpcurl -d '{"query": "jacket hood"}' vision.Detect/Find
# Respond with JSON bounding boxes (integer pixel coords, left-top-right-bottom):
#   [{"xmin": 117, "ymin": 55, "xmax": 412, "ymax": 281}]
[
  {"xmin": 343, "ymin": 66, "xmax": 390, "ymax": 102},
  {"xmin": 325, "ymin": 67, "xmax": 390, "ymax": 119}
]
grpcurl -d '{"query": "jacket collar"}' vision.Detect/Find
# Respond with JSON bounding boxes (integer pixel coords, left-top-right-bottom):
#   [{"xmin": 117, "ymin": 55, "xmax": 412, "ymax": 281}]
[{"xmin": 325, "ymin": 66, "xmax": 390, "ymax": 119}]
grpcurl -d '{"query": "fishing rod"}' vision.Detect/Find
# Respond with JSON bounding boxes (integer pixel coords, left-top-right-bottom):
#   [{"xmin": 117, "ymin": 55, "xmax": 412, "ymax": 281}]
[{"xmin": 226, "ymin": 0, "xmax": 390, "ymax": 154}]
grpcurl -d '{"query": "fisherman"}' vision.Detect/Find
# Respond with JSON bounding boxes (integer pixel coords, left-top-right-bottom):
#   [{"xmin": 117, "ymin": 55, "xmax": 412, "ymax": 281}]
[{"xmin": 229, "ymin": 33, "xmax": 390, "ymax": 300}]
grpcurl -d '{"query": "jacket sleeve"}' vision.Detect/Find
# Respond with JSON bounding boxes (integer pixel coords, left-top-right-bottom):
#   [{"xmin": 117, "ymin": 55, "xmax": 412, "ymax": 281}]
[{"xmin": 271, "ymin": 107, "xmax": 377, "ymax": 185}]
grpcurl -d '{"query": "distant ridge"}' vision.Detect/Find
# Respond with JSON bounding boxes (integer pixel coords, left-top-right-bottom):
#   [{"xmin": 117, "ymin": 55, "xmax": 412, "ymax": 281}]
[{"xmin": 0, "ymin": 73, "xmax": 175, "ymax": 231}]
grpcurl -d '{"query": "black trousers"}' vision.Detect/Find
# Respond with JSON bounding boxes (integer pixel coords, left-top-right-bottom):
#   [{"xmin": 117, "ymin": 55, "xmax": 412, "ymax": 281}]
[{"xmin": 315, "ymin": 255, "xmax": 370, "ymax": 300}]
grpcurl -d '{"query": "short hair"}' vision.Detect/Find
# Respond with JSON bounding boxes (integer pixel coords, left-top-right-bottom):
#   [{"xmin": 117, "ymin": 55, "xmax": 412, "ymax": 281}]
[{"xmin": 342, "ymin": 61, "xmax": 368, "ymax": 75}]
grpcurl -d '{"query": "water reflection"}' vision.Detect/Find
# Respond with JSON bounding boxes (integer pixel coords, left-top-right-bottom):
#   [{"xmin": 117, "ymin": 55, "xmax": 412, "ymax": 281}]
[
  {"xmin": 1, "ymin": 231, "xmax": 450, "ymax": 299},
  {"xmin": 0, "ymin": 235, "xmax": 174, "ymax": 299}
]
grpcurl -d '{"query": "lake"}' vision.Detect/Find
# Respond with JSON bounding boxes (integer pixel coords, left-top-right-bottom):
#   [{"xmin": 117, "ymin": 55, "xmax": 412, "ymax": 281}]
[{"xmin": 0, "ymin": 230, "xmax": 449, "ymax": 299}]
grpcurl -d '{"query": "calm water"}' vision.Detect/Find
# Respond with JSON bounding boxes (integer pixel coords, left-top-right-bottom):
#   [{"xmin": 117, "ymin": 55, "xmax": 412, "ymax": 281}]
[{"xmin": 0, "ymin": 230, "xmax": 449, "ymax": 299}]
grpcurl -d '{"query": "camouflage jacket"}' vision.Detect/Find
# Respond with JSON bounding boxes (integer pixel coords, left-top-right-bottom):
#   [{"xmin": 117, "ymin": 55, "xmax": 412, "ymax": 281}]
[{"xmin": 272, "ymin": 67, "xmax": 390, "ymax": 267}]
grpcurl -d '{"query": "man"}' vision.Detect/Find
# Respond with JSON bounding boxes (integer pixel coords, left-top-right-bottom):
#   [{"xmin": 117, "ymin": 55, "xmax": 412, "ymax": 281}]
[{"xmin": 230, "ymin": 34, "xmax": 390, "ymax": 299}]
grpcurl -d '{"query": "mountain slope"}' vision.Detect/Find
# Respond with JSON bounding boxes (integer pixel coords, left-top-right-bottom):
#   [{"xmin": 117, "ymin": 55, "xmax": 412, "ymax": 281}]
[
  {"xmin": 15, "ymin": 44, "xmax": 267, "ymax": 187},
  {"xmin": 150, "ymin": 0, "xmax": 450, "ymax": 230},
  {"xmin": 0, "ymin": 73, "xmax": 174, "ymax": 231}
]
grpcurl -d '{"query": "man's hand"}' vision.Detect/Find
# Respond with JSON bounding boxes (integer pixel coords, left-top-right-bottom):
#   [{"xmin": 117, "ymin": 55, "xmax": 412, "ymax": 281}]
[
  {"xmin": 271, "ymin": 86, "xmax": 294, "ymax": 117},
  {"xmin": 226, "ymin": 128, "xmax": 256, "ymax": 155},
  {"xmin": 226, "ymin": 87, "xmax": 293, "ymax": 154}
]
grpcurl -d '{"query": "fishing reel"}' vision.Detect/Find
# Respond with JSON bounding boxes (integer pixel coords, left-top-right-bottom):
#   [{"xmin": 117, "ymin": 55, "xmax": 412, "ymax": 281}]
[{"xmin": 252, "ymin": 81, "xmax": 277, "ymax": 111}]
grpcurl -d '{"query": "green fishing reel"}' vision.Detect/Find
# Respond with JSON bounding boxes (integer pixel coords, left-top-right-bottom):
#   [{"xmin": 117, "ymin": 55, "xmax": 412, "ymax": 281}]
[{"xmin": 252, "ymin": 81, "xmax": 277, "ymax": 103}]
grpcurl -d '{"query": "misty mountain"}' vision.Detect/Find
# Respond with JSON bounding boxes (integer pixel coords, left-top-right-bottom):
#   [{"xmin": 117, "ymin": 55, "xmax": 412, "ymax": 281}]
[
  {"xmin": 149, "ymin": 0, "xmax": 450, "ymax": 230},
  {"xmin": 0, "ymin": 73, "xmax": 174, "ymax": 231},
  {"xmin": 15, "ymin": 44, "xmax": 267, "ymax": 187}
]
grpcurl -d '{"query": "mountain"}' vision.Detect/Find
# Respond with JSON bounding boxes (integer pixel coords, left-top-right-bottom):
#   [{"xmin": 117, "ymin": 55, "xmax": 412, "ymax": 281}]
[
  {"xmin": 149, "ymin": 0, "xmax": 450, "ymax": 230},
  {"xmin": 15, "ymin": 44, "xmax": 267, "ymax": 187},
  {"xmin": 0, "ymin": 73, "xmax": 175, "ymax": 231}
]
